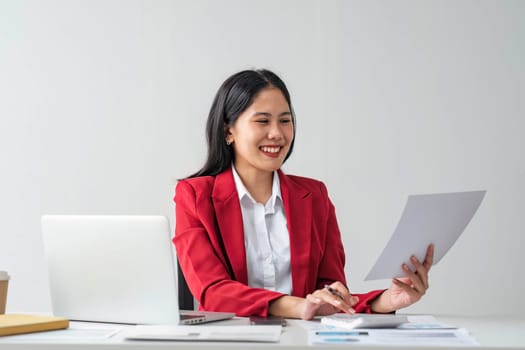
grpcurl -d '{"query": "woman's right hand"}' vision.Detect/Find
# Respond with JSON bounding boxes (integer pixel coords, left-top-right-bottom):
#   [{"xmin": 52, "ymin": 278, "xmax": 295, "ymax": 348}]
[{"xmin": 300, "ymin": 281, "xmax": 359, "ymax": 320}]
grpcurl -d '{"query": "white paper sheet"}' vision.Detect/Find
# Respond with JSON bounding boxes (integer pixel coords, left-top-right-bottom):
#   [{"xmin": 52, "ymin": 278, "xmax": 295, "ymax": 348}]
[
  {"xmin": 365, "ymin": 190, "xmax": 486, "ymax": 280},
  {"xmin": 306, "ymin": 315, "xmax": 478, "ymax": 346},
  {"xmin": 309, "ymin": 328, "xmax": 478, "ymax": 346}
]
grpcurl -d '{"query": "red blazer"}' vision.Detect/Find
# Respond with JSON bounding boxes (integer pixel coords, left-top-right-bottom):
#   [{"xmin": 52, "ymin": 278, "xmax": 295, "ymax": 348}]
[{"xmin": 174, "ymin": 167, "xmax": 384, "ymax": 316}]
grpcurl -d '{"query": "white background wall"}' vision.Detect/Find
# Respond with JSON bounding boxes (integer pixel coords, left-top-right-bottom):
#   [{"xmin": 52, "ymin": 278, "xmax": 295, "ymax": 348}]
[{"xmin": 1, "ymin": 0, "xmax": 524, "ymax": 316}]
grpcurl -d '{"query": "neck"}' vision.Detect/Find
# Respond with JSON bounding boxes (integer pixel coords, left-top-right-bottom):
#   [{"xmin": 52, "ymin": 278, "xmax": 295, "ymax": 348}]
[{"xmin": 234, "ymin": 166, "xmax": 274, "ymax": 204}]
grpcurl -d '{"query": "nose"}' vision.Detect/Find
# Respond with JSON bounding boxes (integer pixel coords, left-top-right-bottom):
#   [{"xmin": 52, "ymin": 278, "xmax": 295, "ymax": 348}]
[{"xmin": 268, "ymin": 120, "xmax": 284, "ymax": 140}]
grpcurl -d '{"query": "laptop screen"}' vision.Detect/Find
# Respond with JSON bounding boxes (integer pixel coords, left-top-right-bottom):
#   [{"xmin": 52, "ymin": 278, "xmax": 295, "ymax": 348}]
[{"xmin": 41, "ymin": 215, "xmax": 180, "ymax": 324}]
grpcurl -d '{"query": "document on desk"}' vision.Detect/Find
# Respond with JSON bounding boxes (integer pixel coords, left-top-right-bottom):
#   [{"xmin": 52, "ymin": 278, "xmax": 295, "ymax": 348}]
[
  {"xmin": 365, "ymin": 190, "xmax": 486, "ymax": 280},
  {"xmin": 305, "ymin": 315, "xmax": 478, "ymax": 346},
  {"xmin": 0, "ymin": 327, "xmax": 121, "ymax": 342},
  {"xmin": 309, "ymin": 328, "xmax": 478, "ymax": 346},
  {"xmin": 124, "ymin": 325, "xmax": 282, "ymax": 342}
]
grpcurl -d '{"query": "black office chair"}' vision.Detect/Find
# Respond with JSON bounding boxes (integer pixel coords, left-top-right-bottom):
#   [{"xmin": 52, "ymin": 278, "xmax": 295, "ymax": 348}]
[{"xmin": 177, "ymin": 259, "xmax": 194, "ymax": 310}]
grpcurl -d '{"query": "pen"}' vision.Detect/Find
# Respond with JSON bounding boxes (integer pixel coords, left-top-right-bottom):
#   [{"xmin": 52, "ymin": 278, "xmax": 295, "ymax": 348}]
[
  {"xmin": 324, "ymin": 284, "xmax": 344, "ymax": 300},
  {"xmin": 316, "ymin": 331, "xmax": 368, "ymax": 336}
]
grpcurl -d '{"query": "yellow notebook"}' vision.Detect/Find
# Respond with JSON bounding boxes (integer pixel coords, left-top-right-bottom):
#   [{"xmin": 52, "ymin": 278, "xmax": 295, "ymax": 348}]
[{"xmin": 0, "ymin": 314, "xmax": 69, "ymax": 336}]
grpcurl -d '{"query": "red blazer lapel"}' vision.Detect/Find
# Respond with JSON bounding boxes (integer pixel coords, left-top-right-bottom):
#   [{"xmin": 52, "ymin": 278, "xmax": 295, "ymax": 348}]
[
  {"xmin": 211, "ymin": 168, "xmax": 313, "ymax": 293},
  {"xmin": 212, "ymin": 168, "xmax": 249, "ymax": 284},
  {"xmin": 278, "ymin": 170, "xmax": 312, "ymax": 297}
]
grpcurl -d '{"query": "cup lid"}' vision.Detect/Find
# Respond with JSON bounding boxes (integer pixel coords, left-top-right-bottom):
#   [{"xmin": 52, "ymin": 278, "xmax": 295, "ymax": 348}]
[{"xmin": 0, "ymin": 271, "xmax": 10, "ymax": 280}]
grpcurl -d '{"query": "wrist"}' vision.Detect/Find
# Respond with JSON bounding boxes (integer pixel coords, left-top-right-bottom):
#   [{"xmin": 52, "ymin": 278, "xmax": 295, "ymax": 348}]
[
  {"xmin": 370, "ymin": 290, "xmax": 396, "ymax": 314},
  {"xmin": 269, "ymin": 295, "xmax": 305, "ymax": 319}
]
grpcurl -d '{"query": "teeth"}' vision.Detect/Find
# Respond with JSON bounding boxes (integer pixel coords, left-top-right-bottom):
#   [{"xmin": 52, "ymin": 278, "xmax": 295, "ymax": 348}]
[{"xmin": 261, "ymin": 146, "xmax": 280, "ymax": 153}]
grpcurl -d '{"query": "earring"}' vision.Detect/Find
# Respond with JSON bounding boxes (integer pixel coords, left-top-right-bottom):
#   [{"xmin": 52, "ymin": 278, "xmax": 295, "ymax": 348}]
[{"xmin": 226, "ymin": 140, "xmax": 233, "ymax": 146}]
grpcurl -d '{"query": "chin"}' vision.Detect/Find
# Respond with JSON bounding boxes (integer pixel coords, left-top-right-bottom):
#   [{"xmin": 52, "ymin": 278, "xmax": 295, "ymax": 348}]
[{"xmin": 257, "ymin": 163, "xmax": 282, "ymax": 173}]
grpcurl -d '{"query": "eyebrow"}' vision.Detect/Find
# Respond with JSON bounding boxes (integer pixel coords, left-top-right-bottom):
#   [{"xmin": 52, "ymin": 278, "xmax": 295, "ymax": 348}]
[{"xmin": 252, "ymin": 111, "xmax": 292, "ymax": 117}]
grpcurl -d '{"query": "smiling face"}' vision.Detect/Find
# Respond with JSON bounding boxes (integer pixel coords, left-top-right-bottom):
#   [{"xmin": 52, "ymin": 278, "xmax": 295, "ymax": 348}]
[{"xmin": 226, "ymin": 87, "xmax": 294, "ymax": 178}]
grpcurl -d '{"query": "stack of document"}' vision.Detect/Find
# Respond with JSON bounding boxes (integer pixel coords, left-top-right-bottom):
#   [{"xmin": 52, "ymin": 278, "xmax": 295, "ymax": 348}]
[{"xmin": 308, "ymin": 315, "xmax": 478, "ymax": 346}]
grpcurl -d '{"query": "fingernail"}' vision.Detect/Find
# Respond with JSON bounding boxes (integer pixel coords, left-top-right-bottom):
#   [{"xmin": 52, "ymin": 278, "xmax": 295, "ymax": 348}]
[
  {"xmin": 403, "ymin": 264, "xmax": 409, "ymax": 270},
  {"xmin": 411, "ymin": 256, "xmax": 417, "ymax": 262}
]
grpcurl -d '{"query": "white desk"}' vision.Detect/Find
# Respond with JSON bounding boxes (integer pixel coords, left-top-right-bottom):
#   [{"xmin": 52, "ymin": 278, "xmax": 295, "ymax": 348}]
[{"xmin": 1, "ymin": 315, "xmax": 524, "ymax": 349}]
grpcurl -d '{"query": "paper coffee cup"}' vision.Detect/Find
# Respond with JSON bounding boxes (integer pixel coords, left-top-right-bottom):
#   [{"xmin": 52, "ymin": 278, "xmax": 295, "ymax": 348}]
[{"xmin": 0, "ymin": 271, "xmax": 9, "ymax": 314}]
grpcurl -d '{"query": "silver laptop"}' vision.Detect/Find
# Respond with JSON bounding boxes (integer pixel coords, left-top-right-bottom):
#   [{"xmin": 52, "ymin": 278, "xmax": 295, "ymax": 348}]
[{"xmin": 41, "ymin": 215, "xmax": 234, "ymax": 325}]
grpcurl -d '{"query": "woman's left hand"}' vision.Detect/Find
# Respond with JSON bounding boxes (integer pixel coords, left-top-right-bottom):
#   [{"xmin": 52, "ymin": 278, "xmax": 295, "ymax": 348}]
[{"xmin": 372, "ymin": 244, "xmax": 434, "ymax": 313}]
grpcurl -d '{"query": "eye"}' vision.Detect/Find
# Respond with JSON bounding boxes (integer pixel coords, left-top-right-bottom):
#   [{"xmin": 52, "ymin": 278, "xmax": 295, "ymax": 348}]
[
  {"xmin": 255, "ymin": 119, "xmax": 269, "ymax": 124},
  {"xmin": 280, "ymin": 118, "xmax": 291, "ymax": 124}
]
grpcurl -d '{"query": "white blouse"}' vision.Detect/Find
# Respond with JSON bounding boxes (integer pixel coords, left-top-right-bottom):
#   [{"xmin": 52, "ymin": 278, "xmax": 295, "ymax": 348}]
[{"xmin": 231, "ymin": 166, "xmax": 292, "ymax": 294}]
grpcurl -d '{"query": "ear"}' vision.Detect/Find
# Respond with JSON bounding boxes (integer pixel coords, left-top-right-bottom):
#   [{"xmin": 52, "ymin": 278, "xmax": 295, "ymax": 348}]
[{"xmin": 224, "ymin": 125, "xmax": 233, "ymax": 144}]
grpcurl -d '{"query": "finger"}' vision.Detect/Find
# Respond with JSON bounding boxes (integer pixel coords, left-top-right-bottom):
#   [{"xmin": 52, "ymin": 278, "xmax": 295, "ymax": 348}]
[
  {"xmin": 306, "ymin": 293, "xmax": 322, "ymax": 305},
  {"xmin": 303, "ymin": 294, "xmax": 323, "ymax": 320},
  {"xmin": 316, "ymin": 288, "xmax": 355, "ymax": 314},
  {"xmin": 410, "ymin": 256, "xmax": 429, "ymax": 289},
  {"xmin": 402, "ymin": 263, "xmax": 426, "ymax": 293},
  {"xmin": 423, "ymin": 243, "xmax": 434, "ymax": 270},
  {"xmin": 392, "ymin": 278, "xmax": 421, "ymax": 300},
  {"xmin": 328, "ymin": 282, "xmax": 358, "ymax": 306}
]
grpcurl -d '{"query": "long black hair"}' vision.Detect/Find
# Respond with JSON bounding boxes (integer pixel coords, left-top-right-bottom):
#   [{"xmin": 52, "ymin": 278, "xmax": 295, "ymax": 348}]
[{"xmin": 187, "ymin": 69, "xmax": 296, "ymax": 178}]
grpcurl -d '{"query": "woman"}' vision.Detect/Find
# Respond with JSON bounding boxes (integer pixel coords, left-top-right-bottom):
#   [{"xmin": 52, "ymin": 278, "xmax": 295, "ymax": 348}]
[{"xmin": 174, "ymin": 69, "xmax": 433, "ymax": 320}]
